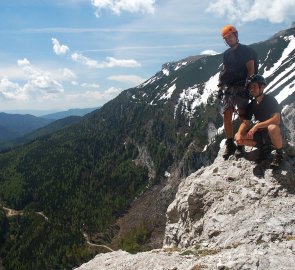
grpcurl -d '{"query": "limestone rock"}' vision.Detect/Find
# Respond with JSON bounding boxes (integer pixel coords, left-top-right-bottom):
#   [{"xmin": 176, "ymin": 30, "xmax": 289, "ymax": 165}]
[
  {"xmin": 74, "ymin": 249, "xmax": 196, "ymax": 270},
  {"xmin": 163, "ymin": 146, "xmax": 295, "ymax": 269}
]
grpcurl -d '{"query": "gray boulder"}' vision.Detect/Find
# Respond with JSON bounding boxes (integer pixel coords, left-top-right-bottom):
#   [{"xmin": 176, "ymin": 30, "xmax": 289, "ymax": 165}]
[{"xmin": 164, "ymin": 146, "xmax": 295, "ymax": 269}]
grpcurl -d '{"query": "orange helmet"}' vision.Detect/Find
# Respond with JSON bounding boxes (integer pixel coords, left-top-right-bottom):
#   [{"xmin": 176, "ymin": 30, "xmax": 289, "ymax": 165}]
[{"xmin": 221, "ymin": 25, "xmax": 238, "ymax": 38}]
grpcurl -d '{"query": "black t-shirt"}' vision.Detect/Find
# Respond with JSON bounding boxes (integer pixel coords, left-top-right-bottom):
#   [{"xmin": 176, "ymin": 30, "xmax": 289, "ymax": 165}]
[
  {"xmin": 245, "ymin": 95, "xmax": 281, "ymax": 122},
  {"xmin": 219, "ymin": 44, "xmax": 258, "ymax": 86}
]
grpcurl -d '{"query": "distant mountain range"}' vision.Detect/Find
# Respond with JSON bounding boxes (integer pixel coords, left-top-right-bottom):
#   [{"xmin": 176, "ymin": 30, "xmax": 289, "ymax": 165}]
[
  {"xmin": 0, "ymin": 107, "xmax": 99, "ymax": 147},
  {"xmin": 41, "ymin": 107, "xmax": 99, "ymax": 120},
  {"xmin": 0, "ymin": 25, "xmax": 294, "ymax": 270},
  {"xmin": 0, "ymin": 113, "xmax": 53, "ymax": 143},
  {"xmin": 0, "ymin": 116, "xmax": 83, "ymax": 151}
]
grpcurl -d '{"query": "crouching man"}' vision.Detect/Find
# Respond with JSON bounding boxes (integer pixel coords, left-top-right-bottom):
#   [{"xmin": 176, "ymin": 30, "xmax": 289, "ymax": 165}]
[{"xmin": 234, "ymin": 74, "xmax": 283, "ymax": 167}]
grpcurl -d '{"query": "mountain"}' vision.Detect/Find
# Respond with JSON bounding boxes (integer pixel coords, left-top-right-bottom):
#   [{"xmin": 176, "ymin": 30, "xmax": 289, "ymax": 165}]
[
  {"xmin": 0, "ymin": 25, "xmax": 295, "ymax": 270},
  {"xmin": 0, "ymin": 125, "xmax": 20, "ymax": 142},
  {"xmin": 0, "ymin": 113, "xmax": 54, "ymax": 143},
  {"xmin": 0, "ymin": 116, "xmax": 83, "ymax": 151},
  {"xmin": 0, "ymin": 107, "xmax": 99, "ymax": 149},
  {"xmin": 41, "ymin": 107, "xmax": 99, "ymax": 120}
]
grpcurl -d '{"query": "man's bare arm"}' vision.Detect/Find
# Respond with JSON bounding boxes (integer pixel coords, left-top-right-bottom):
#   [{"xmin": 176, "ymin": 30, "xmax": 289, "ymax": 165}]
[
  {"xmin": 247, "ymin": 113, "xmax": 281, "ymax": 138},
  {"xmin": 246, "ymin": 60, "xmax": 255, "ymax": 78}
]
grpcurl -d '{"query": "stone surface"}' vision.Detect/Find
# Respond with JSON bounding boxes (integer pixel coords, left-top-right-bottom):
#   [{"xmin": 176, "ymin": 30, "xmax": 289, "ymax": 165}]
[
  {"xmin": 163, "ymin": 146, "xmax": 295, "ymax": 269},
  {"xmin": 282, "ymin": 103, "xmax": 295, "ymax": 146},
  {"xmin": 75, "ymin": 249, "xmax": 196, "ymax": 270}
]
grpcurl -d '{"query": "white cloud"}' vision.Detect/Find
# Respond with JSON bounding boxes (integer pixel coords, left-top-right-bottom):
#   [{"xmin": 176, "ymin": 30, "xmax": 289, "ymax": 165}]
[
  {"xmin": 104, "ymin": 86, "xmax": 122, "ymax": 95},
  {"xmin": 71, "ymin": 52, "xmax": 141, "ymax": 68},
  {"xmin": 200, "ymin": 49, "xmax": 219, "ymax": 55},
  {"xmin": 18, "ymin": 58, "xmax": 31, "ymax": 66},
  {"xmin": 71, "ymin": 53, "xmax": 99, "ymax": 68},
  {"xmin": 18, "ymin": 59, "xmax": 63, "ymax": 96},
  {"xmin": 107, "ymin": 75, "xmax": 145, "ymax": 85},
  {"xmin": 52, "ymin": 38, "xmax": 70, "ymax": 55},
  {"xmin": 207, "ymin": 0, "xmax": 295, "ymax": 23},
  {"xmin": 60, "ymin": 68, "xmax": 77, "ymax": 81},
  {"xmin": 67, "ymin": 86, "xmax": 122, "ymax": 103},
  {"xmin": 104, "ymin": 57, "xmax": 141, "ymax": 68},
  {"xmin": 0, "ymin": 66, "xmax": 27, "ymax": 81},
  {"xmin": 0, "ymin": 59, "xmax": 64, "ymax": 101},
  {"xmin": 0, "ymin": 77, "xmax": 26, "ymax": 101},
  {"xmin": 91, "ymin": 0, "xmax": 156, "ymax": 17},
  {"xmin": 81, "ymin": 83, "xmax": 100, "ymax": 88},
  {"xmin": 54, "ymin": 87, "xmax": 122, "ymax": 109},
  {"xmin": 71, "ymin": 81, "xmax": 79, "ymax": 86}
]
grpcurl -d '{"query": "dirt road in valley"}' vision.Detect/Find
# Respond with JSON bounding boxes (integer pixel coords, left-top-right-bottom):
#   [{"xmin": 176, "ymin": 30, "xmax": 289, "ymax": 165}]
[{"xmin": 2, "ymin": 206, "xmax": 48, "ymax": 220}]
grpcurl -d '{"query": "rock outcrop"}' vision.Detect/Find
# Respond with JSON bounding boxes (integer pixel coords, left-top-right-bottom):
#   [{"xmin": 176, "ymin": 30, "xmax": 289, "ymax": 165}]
[
  {"xmin": 75, "ymin": 249, "xmax": 197, "ymax": 270},
  {"xmin": 75, "ymin": 145, "xmax": 295, "ymax": 270},
  {"xmin": 163, "ymin": 146, "xmax": 295, "ymax": 269},
  {"xmin": 282, "ymin": 102, "xmax": 295, "ymax": 147}
]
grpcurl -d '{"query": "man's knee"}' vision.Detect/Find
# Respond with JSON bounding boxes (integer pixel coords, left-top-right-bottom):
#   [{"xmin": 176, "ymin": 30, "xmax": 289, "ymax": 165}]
[{"xmin": 267, "ymin": 124, "xmax": 281, "ymax": 135}]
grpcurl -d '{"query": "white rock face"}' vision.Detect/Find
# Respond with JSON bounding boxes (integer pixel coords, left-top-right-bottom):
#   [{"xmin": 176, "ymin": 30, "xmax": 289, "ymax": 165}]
[
  {"xmin": 74, "ymin": 249, "xmax": 196, "ymax": 270},
  {"xmin": 282, "ymin": 103, "xmax": 295, "ymax": 146},
  {"xmin": 163, "ymin": 148, "xmax": 295, "ymax": 269}
]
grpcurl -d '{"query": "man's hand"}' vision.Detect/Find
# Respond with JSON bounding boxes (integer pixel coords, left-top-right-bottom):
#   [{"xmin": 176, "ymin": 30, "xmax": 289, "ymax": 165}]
[
  {"xmin": 234, "ymin": 132, "xmax": 244, "ymax": 145},
  {"xmin": 247, "ymin": 125, "xmax": 258, "ymax": 139}
]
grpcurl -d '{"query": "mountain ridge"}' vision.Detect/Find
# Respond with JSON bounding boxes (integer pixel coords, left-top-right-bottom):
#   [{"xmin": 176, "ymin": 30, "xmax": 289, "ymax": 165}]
[
  {"xmin": 0, "ymin": 112, "xmax": 54, "ymax": 143},
  {"xmin": 41, "ymin": 107, "xmax": 99, "ymax": 120}
]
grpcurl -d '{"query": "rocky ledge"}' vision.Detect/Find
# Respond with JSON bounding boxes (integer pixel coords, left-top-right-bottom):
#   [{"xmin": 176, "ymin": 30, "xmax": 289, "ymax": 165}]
[
  {"xmin": 76, "ymin": 145, "xmax": 295, "ymax": 270},
  {"xmin": 163, "ymin": 145, "xmax": 295, "ymax": 269}
]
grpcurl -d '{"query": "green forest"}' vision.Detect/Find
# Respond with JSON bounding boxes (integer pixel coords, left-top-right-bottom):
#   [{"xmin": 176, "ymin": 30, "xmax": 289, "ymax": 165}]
[{"xmin": 0, "ymin": 57, "xmax": 223, "ymax": 269}]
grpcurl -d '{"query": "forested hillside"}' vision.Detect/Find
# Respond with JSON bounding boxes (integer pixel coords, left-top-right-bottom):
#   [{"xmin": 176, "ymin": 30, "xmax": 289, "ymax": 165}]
[
  {"xmin": 0, "ymin": 116, "xmax": 82, "ymax": 151},
  {"xmin": 0, "ymin": 113, "xmax": 53, "ymax": 144}
]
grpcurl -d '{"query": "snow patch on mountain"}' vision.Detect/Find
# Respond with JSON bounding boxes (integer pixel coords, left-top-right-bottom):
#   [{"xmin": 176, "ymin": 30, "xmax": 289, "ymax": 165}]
[
  {"xmin": 174, "ymin": 72, "xmax": 219, "ymax": 121},
  {"xmin": 262, "ymin": 34, "xmax": 295, "ymax": 103},
  {"xmin": 139, "ymin": 75, "xmax": 161, "ymax": 88},
  {"xmin": 201, "ymin": 49, "xmax": 218, "ymax": 55},
  {"xmin": 195, "ymin": 73, "xmax": 219, "ymax": 106},
  {"xmin": 174, "ymin": 61, "xmax": 188, "ymax": 71},
  {"xmin": 162, "ymin": 68, "xmax": 169, "ymax": 76},
  {"xmin": 263, "ymin": 35, "xmax": 295, "ymax": 78},
  {"xmin": 159, "ymin": 84, "xmax": 176, "ymax": 100},
  {"xmin": 274, "ymin": 77, "xmax": 295, "ymax": 104}
]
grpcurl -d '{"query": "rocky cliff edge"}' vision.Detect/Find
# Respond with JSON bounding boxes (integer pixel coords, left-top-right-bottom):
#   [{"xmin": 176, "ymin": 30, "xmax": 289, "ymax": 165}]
[
  {"xmin": 75, "ymin": 104, "xmax": 295, "ymax": 270},
  {"xmin": 163, "ymin": 144, "xmax": 295, "ymax": 269},
  {"xmin": 75, "ymin": 144, "xmax": 295, "ymax": 270}
]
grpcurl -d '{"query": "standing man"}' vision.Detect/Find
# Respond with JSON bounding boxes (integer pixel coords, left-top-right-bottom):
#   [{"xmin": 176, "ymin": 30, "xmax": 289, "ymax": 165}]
[
  {"xmin": 218, "ymin": 25, "xmax": 258, "ymax": 159},
  {"xmin": 235, "ymin": 74, "xmax": 284, "ymax": 168}
]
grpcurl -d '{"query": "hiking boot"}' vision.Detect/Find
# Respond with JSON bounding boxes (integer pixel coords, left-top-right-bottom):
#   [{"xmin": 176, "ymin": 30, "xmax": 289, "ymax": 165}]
[
  {"xmin": 270, "ymin": 149, "xmax": 284, "ymax": 169},
  {"xmin": 235, "ymin": 145, "xmax": 245, "ymax": 158},
  {"xmin": 256, "ymin": 144, "xmax": 272, "ymax": 163},
  {"xmin": 223, "ymin": 138, "xmax": 236, "ymax": 159}
]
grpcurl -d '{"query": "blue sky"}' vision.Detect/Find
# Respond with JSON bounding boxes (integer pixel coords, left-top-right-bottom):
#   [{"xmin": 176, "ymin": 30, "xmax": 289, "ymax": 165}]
[{"xmin": 0, "ymin": 0, "xmax": 294, "ymax": 114}]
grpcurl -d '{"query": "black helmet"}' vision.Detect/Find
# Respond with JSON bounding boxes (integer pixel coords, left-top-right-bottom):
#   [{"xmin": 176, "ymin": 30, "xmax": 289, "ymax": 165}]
[{"xmin": 248, "ymin": 74, "xmax": 267, "ymax": 86}]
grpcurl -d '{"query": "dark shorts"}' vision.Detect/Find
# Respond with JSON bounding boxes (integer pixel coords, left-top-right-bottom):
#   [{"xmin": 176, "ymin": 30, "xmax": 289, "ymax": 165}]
[
  {"xmin": 222, "ymin": 85, "xmax": 250, "ymax": 113},
  {"xmin": 253, "ymin": 129, "xmax": 272, "ymax": 147}
]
